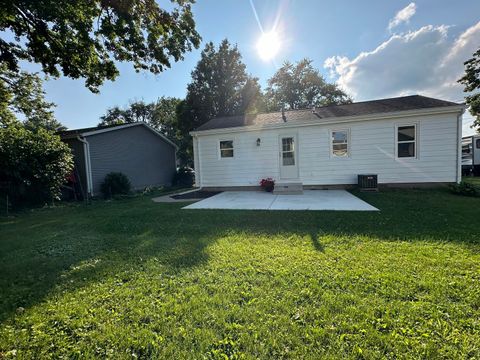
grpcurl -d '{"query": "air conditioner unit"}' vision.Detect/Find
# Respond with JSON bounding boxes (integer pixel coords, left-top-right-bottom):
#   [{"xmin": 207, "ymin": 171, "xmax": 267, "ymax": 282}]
[{"xmin": 358, "ymin": 174, "xmax": 378, "ymax": 191}]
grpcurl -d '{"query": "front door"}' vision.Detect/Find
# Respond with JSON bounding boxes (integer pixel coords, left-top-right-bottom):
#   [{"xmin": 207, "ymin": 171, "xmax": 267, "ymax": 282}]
[{"xmin": 279, "ymin": 135, "xmax": 298, "ymax": 179}]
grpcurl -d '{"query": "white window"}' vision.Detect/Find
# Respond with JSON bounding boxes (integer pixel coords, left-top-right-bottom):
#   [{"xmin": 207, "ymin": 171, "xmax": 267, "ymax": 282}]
[
  {"xmin": 281, "ymin": 137, "xmax": 295, "ymax": 166},
  {"xmin": 331, "ymin": 130, "xmax": 349, "ymax": 157},
  {"xmin": 397, "ymin": 125, "xmax": 416, "ymax": 158},
  {"xmin": 219, "ymin": 140, "xmax": 234, "ymax": 158}
]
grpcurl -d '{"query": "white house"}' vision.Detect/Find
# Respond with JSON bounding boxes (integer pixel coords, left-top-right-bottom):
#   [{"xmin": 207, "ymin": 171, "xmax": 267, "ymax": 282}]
[{"xmin": 190, "ymin": 95, "xmax": 464, "ymax": 190}]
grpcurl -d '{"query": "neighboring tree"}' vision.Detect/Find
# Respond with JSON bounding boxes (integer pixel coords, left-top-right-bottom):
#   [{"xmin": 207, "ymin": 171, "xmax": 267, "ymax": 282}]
[
  {"xmin": 265, "ymin": 58, "xmax": 352, "ymax": 111},
  {"xmin": 151, "ymin": 97, "xmax": 182, "ymax": 140},
  {"xmin": 178, "ymin": 40, "xmax": 249, "ymax": 132},
  {"xmin": 176, "ymin": 39, "xmax": 260, "ymax": 165},
  {"xmin": 98, "ymin": 101, "xmax": 153, "ymax": 126},
  {"xmin": 0, "ymin": 123, "xmax": 73, "ymax": 207},
  {"xmin": 98, "ymin": 97, "xmax": 181, "ymax": 140},
  {"xmin": 0, "ymin": 67, "xmax": 64, "ymax": 131},
  {"xmin": 98, "ymin": 106, "xmax": 132, "ymax": 126},
  {"xmin": 459, "ymin": 48, "xmax": 480, "ymax": 131},
  {"xmin": 0, "ymin": 0, "xmax": 201, "ymax": 92},
  {"xmin": 240, "ymin": 77, "xmax": 266, "ymax": 114}
]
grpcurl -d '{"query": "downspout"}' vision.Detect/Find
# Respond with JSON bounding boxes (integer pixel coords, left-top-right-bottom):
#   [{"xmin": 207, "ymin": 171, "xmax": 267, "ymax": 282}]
[
  {"xmin": 456, "ymin": 111, "xmax": 464, "ymax": 184},
  {"xmin": 77, "ymin": 136, "xmax": 93, "ymax": 196},
  {"xmin": 193, "ymin": 135, "xmax": 202, "ymax": 188}
]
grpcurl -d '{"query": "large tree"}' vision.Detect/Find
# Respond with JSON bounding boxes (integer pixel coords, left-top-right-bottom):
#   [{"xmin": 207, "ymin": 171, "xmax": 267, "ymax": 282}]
[
  {"xmin": 176, "ymin": 39, "xmax": 260, "ymax": 164},
  {"xmin": 459, "ymin": 48, "xmax": 480, "ymax": 131},
  {"xmin": 265, "ymin": 59, "xmax": 351, "ymax": 111},
  {"xmin": 0, "ymin": 0, "xmax": 201, "ymax": 92},
  {"xmin": 0, "ymin": 67, "xmax": 64, "ymax": 131}
]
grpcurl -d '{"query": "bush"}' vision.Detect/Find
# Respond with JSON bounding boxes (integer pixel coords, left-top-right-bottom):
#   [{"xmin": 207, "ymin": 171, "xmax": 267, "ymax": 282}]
[
  {"xmin": 448, "ymin": 181, "xmax": 479, "ymax": 197},
  {"xmin": 172, "ymin": 167, "xmax": 195, "ymax": 187},
  {"xmin": 0, "ymin": 124, "xmax": 73, "ymax": 208},
  {"xmin": 100, "ymin": 172, "xmax": 131, "ymax": 198}
]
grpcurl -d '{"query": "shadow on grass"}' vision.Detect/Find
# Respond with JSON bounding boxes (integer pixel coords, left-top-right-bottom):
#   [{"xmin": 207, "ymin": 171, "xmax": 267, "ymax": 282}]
[
  {"xmin": 309, "ymin": 232, "xmax": 325, "ymax": 252},
  {"xmin": 0, "ymin": 188, "xmax": 479, "ymax": 323}
]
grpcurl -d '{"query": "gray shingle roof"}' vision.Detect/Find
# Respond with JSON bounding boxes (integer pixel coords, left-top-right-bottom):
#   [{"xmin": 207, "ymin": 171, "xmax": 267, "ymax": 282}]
[{"xmin": 194, "ymin": 95, "xmax": 461, "ymax": 132}]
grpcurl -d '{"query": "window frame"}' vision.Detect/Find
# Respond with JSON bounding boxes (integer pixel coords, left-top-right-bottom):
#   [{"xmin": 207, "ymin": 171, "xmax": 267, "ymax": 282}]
[
  {"xmin": 218, "ymin": 139, "xmax": 235, "ymax": 159},
  {"xmin": 329, "ymin": 128, "xmax": 351, "ymax": 158},
  {"xmin": 281, "ymin": 136, "xmax": 296, "ymax": 166},
  {"xmin": 395, "ymin": 123, "xmax": 418, "ymax": 159}
]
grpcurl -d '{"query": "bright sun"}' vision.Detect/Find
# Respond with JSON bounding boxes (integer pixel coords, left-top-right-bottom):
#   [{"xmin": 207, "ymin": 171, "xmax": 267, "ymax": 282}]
[{"xmin": 257, "ymin": 31, "xmax": 281, "ymax": 61}]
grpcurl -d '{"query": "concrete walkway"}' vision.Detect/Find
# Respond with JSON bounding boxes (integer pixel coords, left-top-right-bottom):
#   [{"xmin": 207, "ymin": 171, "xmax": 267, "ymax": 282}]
[
  {"xmin": 183, "ymin": 190, "xmax": 379, "ymax": 211},
  {"xmin": 152, "ymin": 189, "xmax": 201, "ymax": 203}
]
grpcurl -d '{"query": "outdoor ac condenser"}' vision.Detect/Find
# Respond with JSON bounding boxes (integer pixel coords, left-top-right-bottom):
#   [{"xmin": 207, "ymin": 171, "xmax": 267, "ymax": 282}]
[{"xmin": 358, "ymin": 174, "xmax": 378, "ymax": 191}]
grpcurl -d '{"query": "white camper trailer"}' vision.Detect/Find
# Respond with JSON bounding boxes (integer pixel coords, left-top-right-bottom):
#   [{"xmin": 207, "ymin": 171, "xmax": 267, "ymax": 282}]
[{"xmin": 462, "ymin": 135, "xmax": 480, "ymax": 176}]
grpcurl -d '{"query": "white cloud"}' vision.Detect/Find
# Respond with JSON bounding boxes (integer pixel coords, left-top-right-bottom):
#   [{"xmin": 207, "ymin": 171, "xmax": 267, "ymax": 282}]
[
  {"xmin": 324, "ymin": 22, "xmax": 480, "ymax": 135},
  {"xmin": 388, "ymin": 3, "xmax": 417, "ymax": 31}
]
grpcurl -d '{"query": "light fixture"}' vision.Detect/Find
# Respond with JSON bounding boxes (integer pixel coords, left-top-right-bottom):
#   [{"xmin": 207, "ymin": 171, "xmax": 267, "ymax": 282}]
[{"xmin": 256, "ymin": 138, "xmax": 261, "ymax": 146}]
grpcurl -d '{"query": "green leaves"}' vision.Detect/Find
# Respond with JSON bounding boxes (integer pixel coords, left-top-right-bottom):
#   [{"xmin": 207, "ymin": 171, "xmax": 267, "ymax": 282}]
[
  {"xmin": 266, "ymin": 58, "xmax": 352, "ymax": 110},
  {"xmin": 0, "ymin": 67, "xmax": 64, "ymax": 131},
  {"xmin": 459, "ymin": 48, "xmax": 480, "ymax": 131},
  {"xmin": 0, "ymin": 0, "xmax": 201, "ymax": 92},
  {"xmin": 98, "ymin": 97, "xmax": 181, "ymax": 142},
  {"xmin": 0, "ymin": 124, "xmax": 73, "ymax": 205},
  {"xmin": 176, "ymin": 39, "xmax": 262, "ymax": 165}
]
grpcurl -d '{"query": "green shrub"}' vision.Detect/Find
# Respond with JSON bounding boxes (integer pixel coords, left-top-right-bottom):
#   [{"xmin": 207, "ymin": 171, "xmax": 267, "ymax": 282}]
[
  {"xmin": 0, "ymin": 124, "xmax": 73, "ymax": 208},
  {"xmin": 100, "ymin": 172, "xmax": 131, "ymax": 198},
  {"xmin": 172, "ymin": 167, "xmax": 194, "ymax": 187},
  {"xmin": 448, "ymin": 181, "xmax": 479, "ymax": 197}
]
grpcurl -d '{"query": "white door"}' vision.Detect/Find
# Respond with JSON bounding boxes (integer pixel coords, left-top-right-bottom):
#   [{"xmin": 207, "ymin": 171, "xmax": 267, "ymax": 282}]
[{"xmin": 279, "ymin": 134, "xmax": 299, "ymax": 179}]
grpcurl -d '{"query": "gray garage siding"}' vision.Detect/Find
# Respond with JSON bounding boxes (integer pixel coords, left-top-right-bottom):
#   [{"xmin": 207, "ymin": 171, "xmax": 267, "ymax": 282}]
[{"xmin": 87, "ymin": 125, "xmax": 176, "ymax": 195}]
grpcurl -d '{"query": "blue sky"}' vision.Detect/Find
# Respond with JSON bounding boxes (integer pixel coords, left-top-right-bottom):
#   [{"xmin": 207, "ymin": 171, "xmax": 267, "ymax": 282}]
[{"xmin": 20, "ymin": 0, "xmax": 480, "ymax": 134}]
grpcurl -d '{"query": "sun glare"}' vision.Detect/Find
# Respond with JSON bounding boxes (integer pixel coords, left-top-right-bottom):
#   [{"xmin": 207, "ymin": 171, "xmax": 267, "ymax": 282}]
[{"xmin": 257, "ymin": 31, "xmax": 281, "ymax": 61}]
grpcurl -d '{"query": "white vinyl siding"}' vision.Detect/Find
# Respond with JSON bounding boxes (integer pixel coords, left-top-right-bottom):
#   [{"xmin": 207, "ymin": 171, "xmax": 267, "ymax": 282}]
[{"xmin": 195, "ymin": 112, "xmax": 459, "ymax": 187}]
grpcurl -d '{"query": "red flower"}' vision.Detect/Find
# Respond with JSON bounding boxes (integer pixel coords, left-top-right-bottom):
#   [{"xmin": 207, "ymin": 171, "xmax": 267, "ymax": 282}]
[{"xmin": 260, "ymin": 178, "xmax": 275, "ymax": 192}]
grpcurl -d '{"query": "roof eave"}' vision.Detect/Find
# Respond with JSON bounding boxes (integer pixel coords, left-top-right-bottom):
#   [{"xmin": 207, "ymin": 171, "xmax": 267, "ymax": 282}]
[
  {"xmin": 190, "ymin": 104, "xmax": 466, "ymax": 136},
  {"xmin": 79, "ymin": 122, "xmax": 178, "ymax": 149}
]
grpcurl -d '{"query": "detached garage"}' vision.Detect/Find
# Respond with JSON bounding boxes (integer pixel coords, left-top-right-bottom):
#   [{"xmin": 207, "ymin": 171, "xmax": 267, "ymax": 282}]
[{"xmin": 60, "ymin": 122, "xmax": 177, "ymax": 197}]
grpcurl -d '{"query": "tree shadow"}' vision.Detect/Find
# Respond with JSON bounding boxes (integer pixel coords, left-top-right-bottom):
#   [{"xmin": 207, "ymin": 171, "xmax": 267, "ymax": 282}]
[{"xmin": 309, "ymin": 232, "xmax": 325, "ymax": 252}]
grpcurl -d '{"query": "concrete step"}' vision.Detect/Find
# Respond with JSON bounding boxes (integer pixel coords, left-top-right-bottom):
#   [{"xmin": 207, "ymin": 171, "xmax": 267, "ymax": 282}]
[{"xmin": 273, "ymin": 182, "xmax": 303, "ymax": 195}]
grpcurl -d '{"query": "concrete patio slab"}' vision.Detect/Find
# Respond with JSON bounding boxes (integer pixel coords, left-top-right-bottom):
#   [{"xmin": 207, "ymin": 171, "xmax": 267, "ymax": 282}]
[{"xmin": 183, "ymin": 190, "xmax": 379, "ymax": 211}]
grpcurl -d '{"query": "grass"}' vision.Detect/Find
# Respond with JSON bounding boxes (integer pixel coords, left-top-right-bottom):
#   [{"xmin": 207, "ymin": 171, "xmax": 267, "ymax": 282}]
[
  {"xmin": 0, "ymin": 188, "xmax": 479, "ymax": 359},
  {"xmin": 464, "ymin": 176, "xmax": 480, "ymax": 187}
]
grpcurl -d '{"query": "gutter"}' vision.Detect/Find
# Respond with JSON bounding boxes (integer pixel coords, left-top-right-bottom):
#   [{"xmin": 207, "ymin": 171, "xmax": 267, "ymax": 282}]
[{"xmin": 77, "ymin": 136, "xmax": 94, "ymax": 196}]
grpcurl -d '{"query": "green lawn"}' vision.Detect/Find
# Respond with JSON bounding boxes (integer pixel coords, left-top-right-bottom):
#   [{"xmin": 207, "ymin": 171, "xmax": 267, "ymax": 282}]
[
  {"xmin": 464, "ymin": 176, "xmax": 480, "ymax": 187},
  {"xmin": 1, "ymin": 189, "xmax": 479, "ymax": 359}
]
